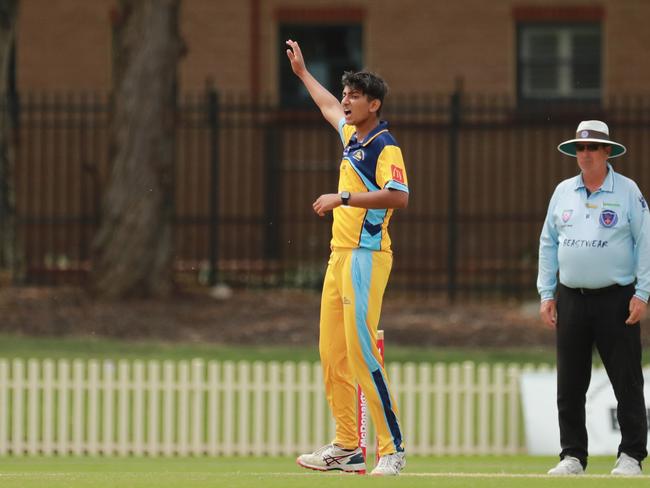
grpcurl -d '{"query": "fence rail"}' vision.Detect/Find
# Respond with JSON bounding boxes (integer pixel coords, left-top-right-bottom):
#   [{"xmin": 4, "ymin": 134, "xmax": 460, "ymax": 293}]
[
  {"xmin": 0, "ymin": 358, "xmax": 552, "ymax": 457},
  {"xmin": 10, "ymin": 91, "xmax": 650, "ymax": 298}
]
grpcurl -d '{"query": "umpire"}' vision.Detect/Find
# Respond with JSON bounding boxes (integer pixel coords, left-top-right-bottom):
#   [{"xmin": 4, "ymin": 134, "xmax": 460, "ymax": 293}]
[{"xmin": 537, "ymin": 120, "xmax": 650, "ymax": 476}]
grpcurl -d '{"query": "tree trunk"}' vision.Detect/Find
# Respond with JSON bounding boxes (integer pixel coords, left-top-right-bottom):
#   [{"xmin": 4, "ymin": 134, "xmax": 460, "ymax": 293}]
[
  {"xmin": 92, "ymin": 0, "xmax": 182, "ymax": 298},
  {"xmin": 0, "ymin": 0, "xmax": 18, "ymax": 281}
]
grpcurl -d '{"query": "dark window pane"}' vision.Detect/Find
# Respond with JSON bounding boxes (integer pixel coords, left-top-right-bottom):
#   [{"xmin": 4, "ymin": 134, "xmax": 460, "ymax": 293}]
[
  {"xmin": 528, "ymin": 63, "xmax": 559, "ymax": 90},
  {"xmin": 279, "ymin": 24, "xmax": 362, "ymax": 108},
  {"xmin": 529, "ymin": 34, "xmax": 558, "ymax": 61},
  {"xmin": 572, "ymin": 33, "xmax": 600, "ymax": 60},
  {"xmin": 571, "ymin": 32, "xmax": 600, "ymax": 91},
  {"xmin": 572, "ymin": 60, "xmax": 600, "ymax": 90}
]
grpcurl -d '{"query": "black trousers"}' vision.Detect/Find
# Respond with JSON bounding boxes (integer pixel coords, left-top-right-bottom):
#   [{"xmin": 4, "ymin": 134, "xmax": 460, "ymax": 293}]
[{"xmin": 556, "ymin": 283, "xmax": 648, "ymax": 467}]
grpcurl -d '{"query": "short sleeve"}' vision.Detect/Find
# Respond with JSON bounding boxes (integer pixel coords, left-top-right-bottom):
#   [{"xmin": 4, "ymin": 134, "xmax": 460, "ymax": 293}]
[{"xmin": 375, "ymin": 145, "xmax": 409, "ymax": 193}]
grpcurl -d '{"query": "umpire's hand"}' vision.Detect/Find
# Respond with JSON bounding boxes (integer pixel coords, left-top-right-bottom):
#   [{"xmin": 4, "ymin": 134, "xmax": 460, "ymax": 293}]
[
  {"xmin": 539, "ymin": 299, "xmax": 557, "ymax": 329},
  {"xmin": 626, "ymin": 296, "xmax": 647, "ymax": 325}
]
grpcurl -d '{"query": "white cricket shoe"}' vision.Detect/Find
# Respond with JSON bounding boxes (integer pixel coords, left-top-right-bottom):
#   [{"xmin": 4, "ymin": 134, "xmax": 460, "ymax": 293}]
[
  {"xmin": 611, "ymin": 453, "xmax": 642, "ymax": 475},
  {"xmin": 370, "ymin": 451, "xmax": 406, "ymax": 476},
  {"xmin": 547, "ymin": 456, "xmax": 584, "ymax": 475},
  {"xmin": 296, "ymin": 443, "xmax": 366, "ymax": 473}
]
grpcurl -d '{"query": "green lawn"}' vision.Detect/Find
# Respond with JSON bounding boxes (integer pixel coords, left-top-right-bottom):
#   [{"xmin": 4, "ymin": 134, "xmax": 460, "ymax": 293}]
[
  {"xmin": 0, "ymin": 333, "xmax": 558, "ymax": 364},
  {"xmin": 4, "ymin": 333, "xmax": 645, "ymax": 366},
  {"xmin": 0, "ymin": 456, "xmax": 647, "ymax": 488}
]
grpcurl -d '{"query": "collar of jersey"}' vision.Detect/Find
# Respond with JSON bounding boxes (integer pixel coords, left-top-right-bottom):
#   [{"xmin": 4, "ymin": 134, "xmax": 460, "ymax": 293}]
[
  {"xmin": 349, "ymin": 120, "xmax": 389, "ymax": 147},
  {"xmin": 574, "ymin": 162, "xmax": 615, "ymax": 193}
]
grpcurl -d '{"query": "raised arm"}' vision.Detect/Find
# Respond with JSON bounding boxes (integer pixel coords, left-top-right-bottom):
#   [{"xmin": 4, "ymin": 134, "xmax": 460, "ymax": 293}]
[{"xmin": 286, "ymin": 39, "xmax": 344, "ymax": 130}]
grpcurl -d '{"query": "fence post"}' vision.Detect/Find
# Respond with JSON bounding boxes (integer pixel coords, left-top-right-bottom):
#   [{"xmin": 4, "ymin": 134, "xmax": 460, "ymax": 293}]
[
  {"xmin": 264, "ymin": 118, "xmax": 281, "ymax": 262},
  {"xmin": 206, "ymin": 84, "xmax": 220, "ymax": 286},
  {"xmin": 448, "ymin": 79, "xmax": 462, "ymax": 302}
]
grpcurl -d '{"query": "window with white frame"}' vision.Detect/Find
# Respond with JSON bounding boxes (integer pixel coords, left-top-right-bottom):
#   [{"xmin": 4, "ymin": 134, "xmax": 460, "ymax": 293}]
[{"xmin": 517, "ymin": 24, "xmax": 601, "ymax": 101}]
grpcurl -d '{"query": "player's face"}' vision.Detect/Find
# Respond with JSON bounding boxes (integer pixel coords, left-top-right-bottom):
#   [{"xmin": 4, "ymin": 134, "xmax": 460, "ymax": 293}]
[{"xmin": 341, "ymin": 87, "xmax": 374, "ymax": 125}]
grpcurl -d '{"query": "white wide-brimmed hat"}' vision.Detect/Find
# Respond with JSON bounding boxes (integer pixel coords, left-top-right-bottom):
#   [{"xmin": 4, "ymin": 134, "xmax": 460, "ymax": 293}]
[{"xmin": 557, "ymin": 120, "xmax": 626, "ymax": 158}]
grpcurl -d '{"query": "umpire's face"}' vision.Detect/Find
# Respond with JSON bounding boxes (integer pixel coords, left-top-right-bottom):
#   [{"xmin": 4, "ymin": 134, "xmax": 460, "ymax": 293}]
[{"xmin": 576, "ymin": 143, "xmax": 611, "ymax": 173}]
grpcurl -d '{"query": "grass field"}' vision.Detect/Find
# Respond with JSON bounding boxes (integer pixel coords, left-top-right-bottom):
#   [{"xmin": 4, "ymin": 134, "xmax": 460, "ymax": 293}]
[
  {"xmin": 0, "ymin": 456, "xmax": 648, "ymax": 487},
  {"xmin": 4, "ymin": 333, "xmax": 642, "ymax": 368},
  {"xmin": 0, "ymin": 333, "xmax": 559, "ymax": 364}
]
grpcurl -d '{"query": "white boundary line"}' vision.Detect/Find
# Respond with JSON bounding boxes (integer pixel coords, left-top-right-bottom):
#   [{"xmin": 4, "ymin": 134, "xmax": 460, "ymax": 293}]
[
  {"xmin": 402, "ymin": 472, "xmax": 650, "ymax": 479},
  {"xmin": 265, "ymin": 472, "xmax": 650, "ymax": 479},
  {"xmin": 2, "ymin": 471, "xmax": 648, "ymax": 480}
]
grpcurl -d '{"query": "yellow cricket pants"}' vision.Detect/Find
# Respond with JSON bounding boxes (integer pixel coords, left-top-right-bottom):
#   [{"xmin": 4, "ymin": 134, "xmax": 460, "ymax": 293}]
[{"xmin": 319, "ymin": 248, "xmax": 404, "ymax": 456}]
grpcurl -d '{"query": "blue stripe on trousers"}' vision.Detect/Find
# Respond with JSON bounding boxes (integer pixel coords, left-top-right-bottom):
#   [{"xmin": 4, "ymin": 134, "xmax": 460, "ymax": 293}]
[{"xmin": 351, "ymin": 249, "xmax": 403, "ymax": 452}]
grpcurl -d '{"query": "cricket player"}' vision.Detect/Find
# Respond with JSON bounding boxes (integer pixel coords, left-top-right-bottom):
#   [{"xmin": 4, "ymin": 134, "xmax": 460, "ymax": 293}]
[{"xmin": 286, "ymin": 39, "xmax": 408, "ymax": 476}]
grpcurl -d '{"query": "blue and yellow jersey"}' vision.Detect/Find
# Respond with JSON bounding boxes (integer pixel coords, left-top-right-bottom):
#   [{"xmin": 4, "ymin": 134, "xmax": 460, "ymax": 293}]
[{"xmin": 332, "ymin": 118, "xmax": 409, "ymax": 251}]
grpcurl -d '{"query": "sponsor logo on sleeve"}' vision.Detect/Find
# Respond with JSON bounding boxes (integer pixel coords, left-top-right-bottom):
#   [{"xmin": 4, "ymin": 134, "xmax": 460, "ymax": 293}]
[
  {"xmin": 640, "ymin": 196, "xmax": 648, "ymax": 211},
  {"xmin": 391, "ymin": 165, "xmax": 405, "ymax": 183}
]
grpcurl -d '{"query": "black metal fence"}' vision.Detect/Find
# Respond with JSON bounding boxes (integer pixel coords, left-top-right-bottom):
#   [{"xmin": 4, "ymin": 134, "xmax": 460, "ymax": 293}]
[{"xmin": 10, "ymin": 90, "xmax": 650, "ymax": 299}]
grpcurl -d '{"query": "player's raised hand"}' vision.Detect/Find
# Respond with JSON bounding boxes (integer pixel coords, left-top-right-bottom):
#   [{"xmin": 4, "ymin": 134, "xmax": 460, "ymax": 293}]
[
  {"xmin": 285, "ymin": 39, "xmax": 344, "ymax": 130},
  {"xmin": 286, "ymin": 39, "xmax": 307, "ymax": 77}
]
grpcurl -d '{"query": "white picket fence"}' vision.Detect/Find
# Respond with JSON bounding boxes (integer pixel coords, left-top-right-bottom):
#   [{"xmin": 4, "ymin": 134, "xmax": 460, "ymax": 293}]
[{"xmin": 0, "ymin": 358, "xmax": 552, "ymax": 457}]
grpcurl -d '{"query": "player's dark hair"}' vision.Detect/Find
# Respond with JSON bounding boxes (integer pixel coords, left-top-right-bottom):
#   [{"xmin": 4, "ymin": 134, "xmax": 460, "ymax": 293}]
[{"xmin": 341, "ymin": 71, "xmax": 389, "ymax": 115}]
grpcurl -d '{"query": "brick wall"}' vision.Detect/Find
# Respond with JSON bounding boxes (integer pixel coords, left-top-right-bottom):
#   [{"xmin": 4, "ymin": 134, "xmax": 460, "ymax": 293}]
[
  {"xmin": 18, "ymin": 0, "xmax": 113, "ymax": 91},
  {"xmin": 16, "ymin": 0, "xmax": 650, "ymax": 96}
]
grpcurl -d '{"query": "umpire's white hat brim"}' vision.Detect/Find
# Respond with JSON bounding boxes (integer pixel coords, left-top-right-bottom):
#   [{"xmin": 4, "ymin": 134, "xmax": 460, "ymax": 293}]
[{"xmin": 557, "ymin": 120, "xmax": 626, "ymax": 158}]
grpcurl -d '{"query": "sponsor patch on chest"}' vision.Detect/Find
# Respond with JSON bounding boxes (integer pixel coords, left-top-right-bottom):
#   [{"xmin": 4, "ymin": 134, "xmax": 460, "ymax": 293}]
[{"xmin": 599, "ymin": 209, "xmax": 618, "ymax": 228}]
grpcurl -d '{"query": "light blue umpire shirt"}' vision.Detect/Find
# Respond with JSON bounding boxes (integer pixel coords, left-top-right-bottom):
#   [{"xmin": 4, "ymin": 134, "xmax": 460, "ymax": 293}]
[{"xmin": 537, "ymin": 162, "xmax": 650, "ymax": 303}]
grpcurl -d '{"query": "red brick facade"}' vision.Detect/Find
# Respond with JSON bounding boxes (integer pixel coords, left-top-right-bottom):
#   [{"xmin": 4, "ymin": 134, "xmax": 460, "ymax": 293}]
[{"xmin": 17, "ymin": 0, "xmax": 650, "ymax": 96}]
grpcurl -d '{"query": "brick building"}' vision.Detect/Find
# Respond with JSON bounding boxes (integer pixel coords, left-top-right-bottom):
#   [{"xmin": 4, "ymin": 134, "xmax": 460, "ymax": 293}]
[
  {"xmin": 12, "ymin": 1, "xmax": 650, "ymax": 295},
  {"xmin": 17, "ymin": 0, "xmax": 650, "ymax": 99}
]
